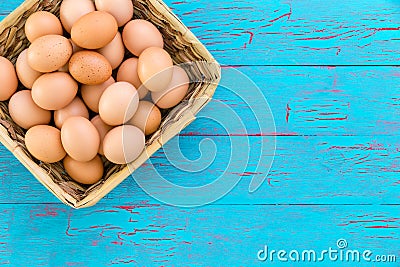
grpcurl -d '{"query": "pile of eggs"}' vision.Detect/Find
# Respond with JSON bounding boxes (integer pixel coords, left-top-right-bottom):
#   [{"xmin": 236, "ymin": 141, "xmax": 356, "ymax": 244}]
[{"xmin": 0, "ymin": 0, "xmax": 190, "ymax": 184}]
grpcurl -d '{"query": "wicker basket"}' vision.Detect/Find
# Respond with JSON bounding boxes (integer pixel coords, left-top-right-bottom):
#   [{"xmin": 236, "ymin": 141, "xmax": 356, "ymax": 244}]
[{"xmin": 0, "ymin": 0, "xmax": 221, "ymax": 208}]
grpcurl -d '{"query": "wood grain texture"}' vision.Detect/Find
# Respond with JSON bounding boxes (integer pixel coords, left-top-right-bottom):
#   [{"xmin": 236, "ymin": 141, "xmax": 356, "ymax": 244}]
[
  {"xmin": 0, "ymin": 204, "xmax": 398, "ymax": 266},
  {"xmin": 181, "ymin": 66, "xmax": 400, "ymax": 136},
  {"xmin": 164, "ymin": 0, "xmax": 400, "ymax": 65},
  {"xmin": 1, "ymin": 0, "xmax": 400, "ymax": 265},
  {"xmin": 1, "ymin": 136, "xmax": 399, "ymax": 205}
]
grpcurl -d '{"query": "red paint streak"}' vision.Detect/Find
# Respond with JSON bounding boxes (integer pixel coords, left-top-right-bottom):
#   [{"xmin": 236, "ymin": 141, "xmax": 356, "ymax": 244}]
[
  {"xmin": 243, "ymin": 43, "xmax": 247, "ymax": 49},
  {"xmin": 316, "ymin": 115, "xmax": 348, "ymax": 121},
  {"xmin": 286, "ymin": 103, "xmax": 291, "ymax": 123},
  {"xmin": 269, "ymin": 5, "xmax": 292, "ymax": 23},
  {"xmin": 297, "ymin": 30, "xmax": 357, "ymax": 41},
  {"xmin": 367, "ymin": 142, "xmax": 386, "ymax": 151},
  {"xmin": 243, "ymin": 31, "xmax": 254, "ymax": 44},
  {"xmin": 179, "ymin": 133, "xmax": 298, "ymax": 136},
  {"xmin": 66, "ymin": 211, "xmax": 74, "ymax": 237},
  {"xmin": 233, "ymin": 172, "xmax": 262, "ymax": 177},
  {"xmin": 370, "ymin": 27, "xmax": 400, "ymax": 31},
  {"xmin": 366, "ymin": 224, "xmax": 399, "ymax": 229},
  {"xmin": 111, "ymin": 241, "xmax": 123, "ymax": 245},
  {"xmin": 339, "ymin": 218, "xmax": 400, "ymax": 226},
  {"xmin": 92, "ymin": 240, "xmax": 98, "ymax": 246},
  {"xmin": 336, "ymin": 48, "xmax": 341, "ymax": 55},
  {"xmin": 270, "ymin": 132, "xmax": 298, "ymax": 136},
  {"xmin": 171, "ymin": 1, "xmax": 185, "ymax": 4},
  {"xmin": 182, "ymin": 8, "xmax": 202, "ymax": 16},
  {"xmin": 267, "ymin": 178, "xmax": 273, "ymax": 186},
  {"xmin": 35, "ymin": 206, "xmax": 60, "ymax": 217}
]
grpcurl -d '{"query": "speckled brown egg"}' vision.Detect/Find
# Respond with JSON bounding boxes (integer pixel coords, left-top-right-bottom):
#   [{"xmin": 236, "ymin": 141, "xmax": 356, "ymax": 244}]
[
  {"xmin": 32, "ymin": 72, "xmax": 78, "ymax": 110},
  {"xmin": 25, "ymin": 125, "xmax": 66, "ymax": 163},
  {"xmin": 0, "ymin": 56, "xmax": 18, "ymax": 101},
  {"xmin": 63, "ymin": 155, "xmax": 104, "ymax": 185},
  {"xmin": 81, "ymin": 76, "xmax": 115, "ymax": 113},
  {"xmin": 54, "ymin": 97, "xmax": 89, "ymax": 129},
  {"xmin": 69, "ymin": 51, "xmax": 112, "ymax": 85},
  {"xmin": 58, "ymin": 39, "xmax": 83, "ymax": 73},
  {"xmin": 71, "ymin": 11, "xmax": 118, "ymax": 49},
  {"xmin": 24, "ymin": 11, "xmax": 63, "ymax": 42},
  {"xmin": 16, "ymin": 49, "xmax": 42, "ymax": 89},
  {"xmin": 8, "ymin": 90, "xmax": 51, "ymax": 130},
  {"xmin": 27, "ymin": 35, "xmax": 73, "ymax": 73}
]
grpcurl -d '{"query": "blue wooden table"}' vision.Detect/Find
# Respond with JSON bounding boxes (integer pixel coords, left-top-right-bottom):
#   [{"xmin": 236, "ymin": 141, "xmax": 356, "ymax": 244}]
[{"xmin": 1, "ymin": 0, "xmax": 399, "ymax": 266}]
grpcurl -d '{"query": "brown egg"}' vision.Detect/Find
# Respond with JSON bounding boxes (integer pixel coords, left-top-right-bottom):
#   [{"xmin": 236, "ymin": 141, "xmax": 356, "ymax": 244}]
[
  {"xmin": 97, "ymin": 32, "xmax": 125, "ymax": 70},
  {"xmin": 54, "ymin": 97, "xmax": 89, "ymax": 129},
  {"xmin": 64, "ymin": 155, "xmax": 104, "ymax": 184},
  {"xmin": 152, "ymin": 66, "xmax": 190, "ymax": 109},
  {"xmin": 117, "ymin": 58, "xmax": 141, "ymax": 92},
  {"xmin": 61, "ymin": 116, "xmax": 100, "ymax": 162},
  {"xmin": 117, "ymin": 58, "xmax": 149, "ymax": 100},
  {"xmin": 103, "ymin": 125, "xmax": 145, "ymax": 164},
  {"xmin": 81, "ymin": 76, "xmax": 115, "ymax": 113},
  {"xmin": 60, "ymin": 0, "xmax": 95, "ymax": 33},
  {"xmin": 16, "ymin": 49, "xmax": 42, "ymax": 89},
  {"xmin": 99, "ymin": 82, "xmax": 139, "ymax": 126},
  {"xmin": 32, "ymin": 72, "xmax": 78, "ymax": 110},
  {"xmin": 0, "ymin": 56, "xmax": 18, "ymax": 101},
  {"xmin": 25, "ymin": 125, "xmax": 66, "ymax": 163},
  {"xmin": 24, "ymin": 11, "xmax": 63, "ymax": 43},
  {"xmin": 27, "ymin": 35, "xmax": 73, "ymax": 73},
  {"xmin": 95, "ymin": 0, "xmax": 134, "ymax": 27},
  {"xmin": 71, "ymin": 11, "xmax": 118, "ymax": 49},
  {"xmin": 127, "ymin": 101, "xmax": 161, "ymax": 135},
  {"xmin": 91, "ymin": 115, "xmax": 113, "ymax": 155},
  {"xmin": 69, "ymin": 51, "xmax": 112, "ymax": 85},
  {"xmin": 138, "ymin": 47, "xmax": 173, "ymax": 92},
  {"xmin": 9, "ymin": 90, "xmax": 51, "ymax": 130},
  {"xmin": 122, "ymin": 19, "xmax": 164, "ymax": 56}
]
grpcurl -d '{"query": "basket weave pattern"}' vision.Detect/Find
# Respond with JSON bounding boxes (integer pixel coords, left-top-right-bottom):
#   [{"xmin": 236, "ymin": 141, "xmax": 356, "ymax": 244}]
[{"xmin": 0, "ymin": 0, "xmax": 220, "ymax": 208}]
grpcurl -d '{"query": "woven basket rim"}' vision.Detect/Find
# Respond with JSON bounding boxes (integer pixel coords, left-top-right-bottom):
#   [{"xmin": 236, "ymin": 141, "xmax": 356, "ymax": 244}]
[{"xmin": 0, "ymin": 0, "xmax": 221, "ymax": 209}]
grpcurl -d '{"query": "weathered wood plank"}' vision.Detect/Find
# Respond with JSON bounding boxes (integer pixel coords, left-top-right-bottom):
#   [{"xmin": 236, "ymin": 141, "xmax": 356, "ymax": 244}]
[
  {"xmin": 165, "ymin": 0, "xmax": 400, "ymax": 65},
  {"xmin": 181, "ymin": 66, "xmax": 400, "ymax": 136},
  {"xmin": 2, "ymin": 1, "xmax": 400, "ymax": 65},
  {"xmin": 1, "ymin": 135, "xmax": 399, "ymax": 205},
  {"xmin": 0, "ymin": 204, "xmax": 398, "ymax": 266}
]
